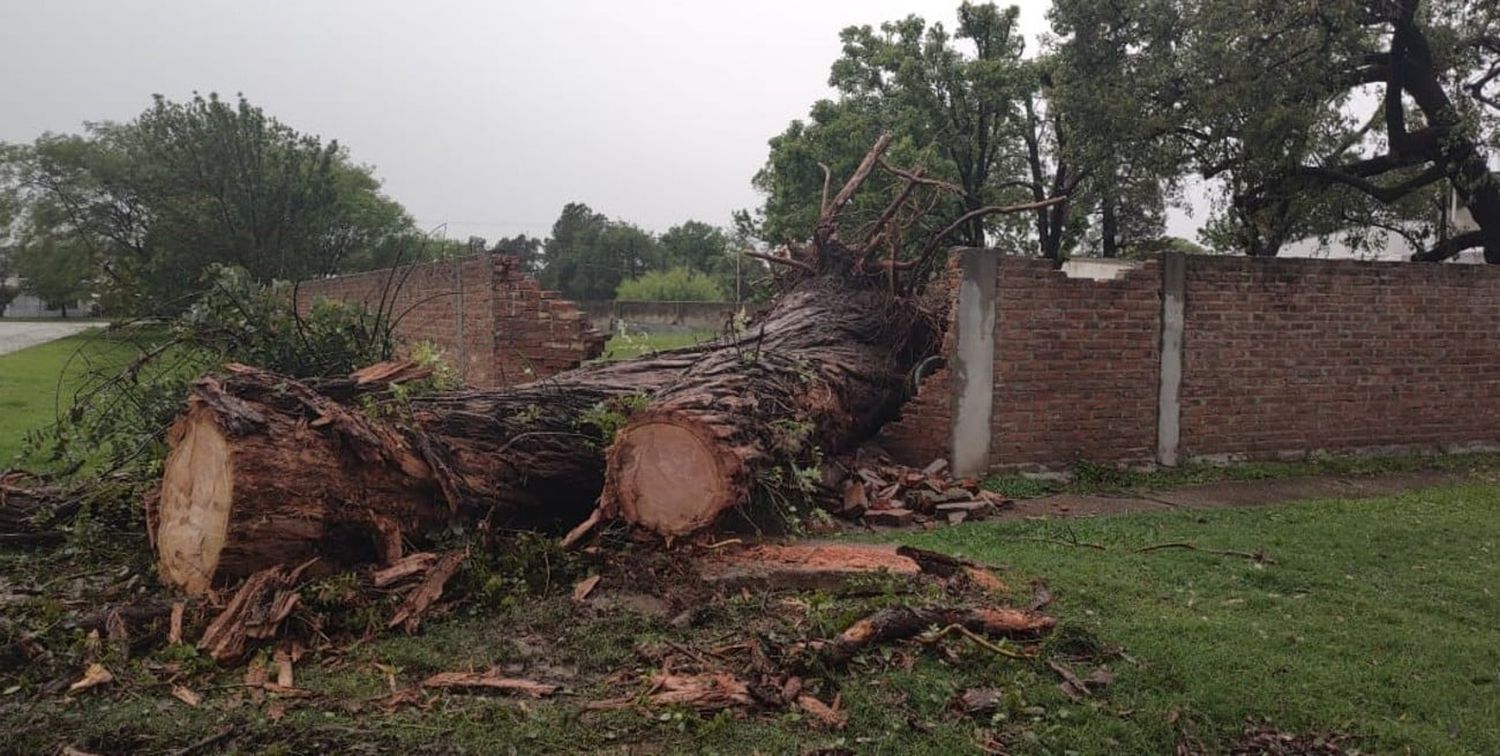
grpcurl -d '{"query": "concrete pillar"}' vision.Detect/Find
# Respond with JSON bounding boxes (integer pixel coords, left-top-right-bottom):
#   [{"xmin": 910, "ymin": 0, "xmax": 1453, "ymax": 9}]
[
  {"xmin": 950, "ymin": 249, "xmax": 998, "ymax": 477},
  {"xmin": 1156, "ymin": 252, "xmax": 1186, "ymax": 466}
]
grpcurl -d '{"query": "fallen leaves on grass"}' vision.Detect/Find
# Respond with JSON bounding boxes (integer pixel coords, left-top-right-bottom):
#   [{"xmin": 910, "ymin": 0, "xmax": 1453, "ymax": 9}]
[{"xmin": 1229, "ymin": 720, "xmax": 1354, "ymax": 755}]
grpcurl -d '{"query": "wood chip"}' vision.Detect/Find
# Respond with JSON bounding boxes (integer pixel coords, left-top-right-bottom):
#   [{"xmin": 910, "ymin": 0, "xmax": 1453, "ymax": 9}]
[
  {"xmin": 274, "ymin": 649, "xmax": 294, "ymax": 688},
  {"xmin": 421, "ymin": 671, "xmax": 557, "ymax": 697},
  {"xmin": 371, "ymin": 552, "xmax": 438, "ymax": 587},
  {"xmin": 388, "ymin": 550, "xmax": 464, "ymax": 633},
  {"xmin": 841, "ymin": 480, "xmax": 869, "ymax": 513},
  {"xmin": 572, "ymin": 574, "xmax": 602, "ymax": 603},
  {"xmin": 168, "ymin": 602, "xmax": 184, "ymax": 645},
  {"xmin": 68, "ymin": 663, "xmax": 113, "ymax": 693},
  {"xmin": 171, "ymin": 685, "xmax": 202, "ymax": 707},
  {"xmin": 797, "ymin": 694, "xmax": 847, "ymax": 729},
  {"xmin": 921, "ymin": 458, "xmax": 950, "ymax": 476},
  {"xmin": 244, "ymin": 658, "xmax": 268, "ymax": 703}
]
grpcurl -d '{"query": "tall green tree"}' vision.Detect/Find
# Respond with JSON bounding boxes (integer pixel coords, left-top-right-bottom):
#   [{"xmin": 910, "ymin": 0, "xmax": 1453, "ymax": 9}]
[
  {"xmin": 490, "ymin": 234, "xmax": 545, "ymax": 273},
  {"xmin": 754, "ymin": 3, "xmax": 1173, "ymax": 261},
  {"xmin": 1051, "ymin": 0, "xmax": 1499, "ymax": 261},
  {"xmin": 0, "ymin": 93, "xmax": 415, "ymax": 313},
  {"xmin": 659, "ymin": 220, "xmax": 739, "ymax": 293},
  {"xmin": 538, "ymin": 202, "xmax": 662, "ymax": 301},
  {"xmin": 14, "ymin": 236, "xmax": 95, "ymax": 317}
]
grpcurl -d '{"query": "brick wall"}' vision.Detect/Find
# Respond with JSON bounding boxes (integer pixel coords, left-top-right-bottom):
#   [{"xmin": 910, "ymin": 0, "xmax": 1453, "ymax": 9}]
[
  {"xmin": 297, "ymin": 254, "xmax": 604, "ymax": 388},
  {"xmin": 1180, "ymin": 256, "xmax": 1500, "ymax": 459},
  {"xmin": 884, "ymin": 253, "xmax": 1500, "ymax": 470},
  {"xmin": 990, "ymin": 258, "xmax": 1162, "ymax": 467}
]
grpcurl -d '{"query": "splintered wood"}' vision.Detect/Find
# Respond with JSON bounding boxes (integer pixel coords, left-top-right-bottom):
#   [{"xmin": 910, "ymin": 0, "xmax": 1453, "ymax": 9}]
[
  {"xmin": 198, "ymin": 561, "xmax": 314, "ymax": 664},
  {"xmin": 386, "ymin": 551, "xmax": 464, "ymax": 633}
]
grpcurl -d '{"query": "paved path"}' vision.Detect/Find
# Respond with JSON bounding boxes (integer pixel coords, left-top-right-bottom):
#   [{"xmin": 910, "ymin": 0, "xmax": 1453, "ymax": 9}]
[{"xmin": 0, "ymin": 321, "xmax": 99, "ymax": 356}]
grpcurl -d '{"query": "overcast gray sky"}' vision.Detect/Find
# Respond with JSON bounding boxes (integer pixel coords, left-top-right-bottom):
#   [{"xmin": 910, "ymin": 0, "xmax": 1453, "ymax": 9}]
[{"xmin": 0, "ymin": 1, "xmax": 1085, "ymax": 243}]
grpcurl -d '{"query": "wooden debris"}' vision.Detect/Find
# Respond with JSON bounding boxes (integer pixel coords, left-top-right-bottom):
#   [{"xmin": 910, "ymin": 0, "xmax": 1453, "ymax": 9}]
[
  {"xmin": 274, "ymin": 649, "xmax": 295, "ymax": 688},
  {"xmin": 168, "ymin": 602, "xmax": 184, "ymax": 644},
  {"xmin": 838, "ymin": 457, "xmax": 1010, "ymax": 527},
  {"xmin": 863, "ymin": 507, "xmax": 914, "ymax": 527},
  {"xmin": 421, "ymin": 671, "xmax": 558, "ymax": 697},
  {"xmin": 387, "ymin": 550, "xmax": 464, "ymax": 633},
  {"xmin": 797, "ymin": 694, "xmax": 848, "ymax": 729},
  {"xmin": 560, "ymin": 506, "xmax": 605, "ymax": 550},
  {"xmin": 841, "ymin": 481, "xmax": 869, "ymax": 514},
  {"xmin": 68, "ymin": 662, "xmax": 113, "ymax": 693},
  {"xmin": 372, "ymin": 552, "xmax": 438, "ymax": 588},
  {"xmin": 824, "ymin": 605, "xmax": 1055, "ymax": 664},
  {"xmin": 953, "ymin": 687, "xmax": 1004, "ymax": 716},
  {"xmin": 572, "ymin": 574, "xmax": 602, "ymax": 603},
  {"xmin": 198, "ymin": 561, "xmax": 313, "ymax": 664},
  {"xmin": 647, "ymin": 672, "xmax": 754, "ymax": 712},
  {"xmin": 244, "ymin": 658, "xmax": 268, "ymax": 703},
  {"xmin": 697, "ymin": 542, "xmax": 920, "ymax": 591},
  {"xmin": 171, "ymin": 685, "xmax": 202, "ymax": 707}
]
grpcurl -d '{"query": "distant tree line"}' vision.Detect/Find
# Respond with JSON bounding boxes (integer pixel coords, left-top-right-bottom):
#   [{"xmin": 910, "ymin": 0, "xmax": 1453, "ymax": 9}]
[{"xmin": 472, "ymin": 207, "xmax": 755, "ymax": 303}]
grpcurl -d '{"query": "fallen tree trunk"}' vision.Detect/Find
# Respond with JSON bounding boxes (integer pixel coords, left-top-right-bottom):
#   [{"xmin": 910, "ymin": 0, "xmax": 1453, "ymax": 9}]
[
  {"xmin": 151, "ymin": 352, "xmax": 703, "ymax": 594},
  {"xmin": 150, "ymin": 134, "xmax": 1056, "ymax": 589},
  {"xmin": 602, "ymin": 276, "xmax": 938, "ymax": 536}
]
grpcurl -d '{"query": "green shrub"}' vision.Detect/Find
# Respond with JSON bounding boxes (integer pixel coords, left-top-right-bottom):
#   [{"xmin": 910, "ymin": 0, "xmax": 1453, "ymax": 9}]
[
  {"xmin": 26, "ymin": 264, "xmax": 407, "ymax": 479},
  {"xmin": 615, "ymin": 267, "xmax": 724, "ymax": 302}
]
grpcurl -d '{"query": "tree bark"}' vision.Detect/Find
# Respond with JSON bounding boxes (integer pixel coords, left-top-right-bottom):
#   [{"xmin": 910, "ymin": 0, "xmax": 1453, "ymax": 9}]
[
  {"xmin": 601, "ymin": 250, "xmax": 942, "ymax": 538},
  {"xmin": 151, "ymin": 351, "xmax": 705, "ymax": 594}
]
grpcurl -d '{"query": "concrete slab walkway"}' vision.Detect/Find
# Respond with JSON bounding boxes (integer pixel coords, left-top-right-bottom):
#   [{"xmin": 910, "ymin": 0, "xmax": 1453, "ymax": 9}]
[{"xmin": 0, "ymin": 322, "xmax": 99, "ymax": 356}]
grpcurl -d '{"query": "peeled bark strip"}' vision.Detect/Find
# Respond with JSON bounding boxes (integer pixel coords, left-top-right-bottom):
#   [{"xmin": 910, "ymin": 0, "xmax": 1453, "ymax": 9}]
[
  {"xmin": 823, "ymin": 605, "xmax": 1056, "ymax": 664},
  {"xmin": 152, "ymin": 351, "xmax": 706, "ymax": 593}
]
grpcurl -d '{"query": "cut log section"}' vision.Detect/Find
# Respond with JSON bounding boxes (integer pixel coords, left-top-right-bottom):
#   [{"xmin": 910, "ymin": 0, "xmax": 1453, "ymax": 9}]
[{"xmin": 151, "ymin": 351, "xmax": 705, "ymax": 594}]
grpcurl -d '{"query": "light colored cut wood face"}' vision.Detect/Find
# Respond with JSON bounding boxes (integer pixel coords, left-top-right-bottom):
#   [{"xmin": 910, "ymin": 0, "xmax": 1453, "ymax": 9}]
[
  {"xmin": 617, "ymin": 422, "xmax": 723, "ymax": 535},
  {"xmin": 157, "ymin": 411, "xmax": 233, "ymax": 595}
]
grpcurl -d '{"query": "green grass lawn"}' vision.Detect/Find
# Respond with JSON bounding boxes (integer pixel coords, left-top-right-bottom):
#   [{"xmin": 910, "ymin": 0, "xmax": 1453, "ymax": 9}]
[
  {"xmin": 0, "ymin": 328, "xmax": 179, "ymax": 470},
  {"xmin": 0, "ymin": 330, "xmax": 109, "ymax": 466},
  {"xmin": 878, "ymin": 483, "xmax": 1500, "ymax": 753},
  {"xmin": 9, "ymin": 483, "xmax": 1497, "ymax": 754},
  {"xmin": 601, "ymin": 329, "xmax": 718, "ymax": 361}
]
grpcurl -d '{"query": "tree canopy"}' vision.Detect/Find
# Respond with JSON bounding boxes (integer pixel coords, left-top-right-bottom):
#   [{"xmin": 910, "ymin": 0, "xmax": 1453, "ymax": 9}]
[
  {"xmin": 0, "ymin": 93, "xmax": 416, "ymax": 314},
  {"xmin": 755, "ymin": 0, "xmax": 1499, "ymax": 263}
]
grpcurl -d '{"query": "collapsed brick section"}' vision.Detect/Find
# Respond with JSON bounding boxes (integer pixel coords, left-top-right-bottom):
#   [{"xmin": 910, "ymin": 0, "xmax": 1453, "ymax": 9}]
[
  {"xmin": 874, "ymin": 262, "xmax": 960, "ymax": 464},
  {"xmin": 296, "ymin": 254, "xmax": 605, "ymax": 388}
]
